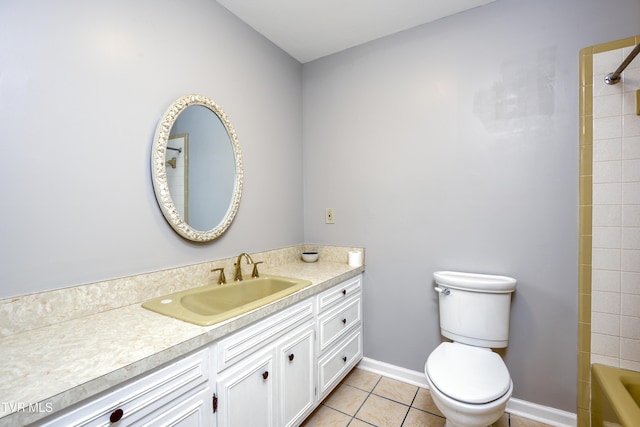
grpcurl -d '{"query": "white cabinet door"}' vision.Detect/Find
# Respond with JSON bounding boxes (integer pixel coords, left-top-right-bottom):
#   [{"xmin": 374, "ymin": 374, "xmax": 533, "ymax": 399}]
[
  {"xmin": 279, "ymin": 323, "xmax": 315, "ymax": 427},
  {"xmin": 216, "ymin": 349, "xmax": 275, "ymax": 427}
]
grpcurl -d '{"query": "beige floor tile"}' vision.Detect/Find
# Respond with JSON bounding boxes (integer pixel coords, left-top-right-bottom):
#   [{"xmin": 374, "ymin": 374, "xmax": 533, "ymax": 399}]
[
  {"xmin": 344, "ymin": 368, "xmax": 381, "ymax": 392},
  {"xmin": 410, "ymin": 388, "xmax": 443, "ymax": 417},
  {"xmin": 324, "ymin": 384, "xmax": 370, "ymax": 416},
  {"xmin": 373, "ymin": 377, "xmax": 418, "ymax": 406},
  {"xmin": 402, "ymin": 408, "xmax": 446, "ymax": 427},
  {"xmin": 356, "ymin": 394, "xmax": 409, "ymax": 427},
  {"xmin": 509, "ymin": 414, "xmax": 553, "ymax": 427},
  {"xmin": 492, "ymin": 413, "xmax": 510, "ymax": 427},
  {"xmin": 348, "ymin": 419, "xmax": 372, "ymax": 427},
  {"xmin": 301, "ymin": 405, "xmax": 352, "ymax": 427}
]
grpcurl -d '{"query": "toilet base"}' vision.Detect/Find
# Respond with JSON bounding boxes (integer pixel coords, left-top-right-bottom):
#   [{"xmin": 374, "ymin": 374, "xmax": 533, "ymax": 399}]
[
  {"xmin": 425, "ymin": 369, "xmax": 512, "ymax": 427},
  {"xmin": 443, "ymin": 419, "xmax": 494, "ymax": 427}
]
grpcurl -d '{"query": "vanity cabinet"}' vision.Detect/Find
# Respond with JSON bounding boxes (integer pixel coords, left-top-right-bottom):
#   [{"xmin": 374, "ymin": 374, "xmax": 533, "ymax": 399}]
[
  {"xmin": 38, "ymin": 348, "xmax": 212, "ymax": 427},
  {"xmin": 316, "ymin": 275, "xmax": 363, "ymax": 400},
  {"xmin": 214, "ymin": 300, "xmax": 315, "ymax": 427},
  {"xmin": 213, "ymin": 274, "xmax": 363, "ymax": 426},
  {"xmin": 33, "ymin": 274, "xmax": 363, "ymax": 427}
]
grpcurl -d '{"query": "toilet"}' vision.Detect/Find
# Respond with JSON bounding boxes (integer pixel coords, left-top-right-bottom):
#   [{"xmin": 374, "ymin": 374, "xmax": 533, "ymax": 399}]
[{"xmin": 424, "ymin": 271, "xmax": 517, "ymax": 427}]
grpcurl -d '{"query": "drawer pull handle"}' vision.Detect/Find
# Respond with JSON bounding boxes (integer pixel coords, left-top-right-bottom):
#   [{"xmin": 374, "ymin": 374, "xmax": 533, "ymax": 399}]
[
  {"xmin": 342, "ymin": 356, "xmax": 347, "ymax": 362},
  {"xmin": 342, "ymin": 289, "xmax": 347, "ymax": 296},
  {"xmin": 110, "ymin": 408, "xmax": 124, "ymax": 423},
  {"xmin": 262, "ymin": 371, "xmax": 269, "ymax": 380},
  {"xmin": 342, "ymin": 318, "xmax": 347, "ymax": 325},
  {"xmin": 288, "ymin": 353, "xmax": 295, "ymax": 362}
]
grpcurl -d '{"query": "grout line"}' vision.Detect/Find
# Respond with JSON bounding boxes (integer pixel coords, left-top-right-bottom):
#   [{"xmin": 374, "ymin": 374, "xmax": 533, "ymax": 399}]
[
  {"xmin": 399, "ymin": 388, "xmax": 420, "ymax": 426},
  {"xmin": 350, "ymin": 375, "xmax": 382, "ymax": 424},
  {"xmin": 340, "ymin": 373, "xmax": 447, "ymax": 426},
  {"xmin": 314, "ymin": 371, "xmax": 551, "ymax": 426}
]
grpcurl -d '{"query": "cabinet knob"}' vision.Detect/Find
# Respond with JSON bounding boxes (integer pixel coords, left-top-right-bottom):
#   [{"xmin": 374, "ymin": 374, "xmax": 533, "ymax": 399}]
[
  {"xmin": 110, "ymin": 408, "xmax": 124, "ymax": 423},
  {"xmin": 262, "ymin": 371, "xmax": 269, "ymax": 380},
  {"xmin": 342, "ymin": 289, "xmax": 347, "ymax": 296},
  {"xmin": 288, "ymin": 353, "xmax": 295, "ymax": 362},
  {"xmin": 342, "ymin": 318, "xmax": 347, "ymax": 325},
  {"xmin": 342, "ymin": 356, "xmax": 347, "ymax": 362}
]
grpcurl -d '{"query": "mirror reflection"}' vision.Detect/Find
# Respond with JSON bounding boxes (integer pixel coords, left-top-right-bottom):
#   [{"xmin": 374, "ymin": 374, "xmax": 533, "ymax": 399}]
[{"xmin": 151, "ymin": 94, "xmax": 243, "ymax": 242}]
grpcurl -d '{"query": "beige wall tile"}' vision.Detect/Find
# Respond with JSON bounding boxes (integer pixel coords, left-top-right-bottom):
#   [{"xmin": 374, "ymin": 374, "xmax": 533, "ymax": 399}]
[
  {"xmin": 582, "ymin": 36, "xmax": 639, "ymax": 426},
  {"xmin": 591, "ymin": 332, "xmax": 620, "ymax": 357},
  {"xmin": 621, "ymin": 316, "xmax": 640, "ymax": 339},
  {"xmin": 592, "ymin": 290, "xmax": 621, "ymax": 314},
  {"xmin": 621, "ymin": 337, "xmax": 640, "ymax": 362},
  {"xmin": 592, "ymin": 311, "xmax": 620, "ymax": 335},
  {"xmin": 621, "ymin": 271, "xmax": 640, "ymax": 293},
  {"xmin": 594, "ymin": 138, "xmax": 622, "ymax": 161}
]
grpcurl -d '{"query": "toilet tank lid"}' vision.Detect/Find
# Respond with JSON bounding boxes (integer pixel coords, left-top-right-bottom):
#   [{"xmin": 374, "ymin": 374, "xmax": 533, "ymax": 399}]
[
  {"xmin": 433, "ymin": 271, "xmax": 516, "ymax": 293},
  {"xmin": 426, "ymin": 342, "xmax": 512, "ymax": 404}
]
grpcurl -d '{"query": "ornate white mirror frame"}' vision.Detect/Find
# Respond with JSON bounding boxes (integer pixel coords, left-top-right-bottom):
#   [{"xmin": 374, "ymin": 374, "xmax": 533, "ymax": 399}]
[{"xmin": 151, "ymin": 94, "xmax": 243, "ymax": 241}]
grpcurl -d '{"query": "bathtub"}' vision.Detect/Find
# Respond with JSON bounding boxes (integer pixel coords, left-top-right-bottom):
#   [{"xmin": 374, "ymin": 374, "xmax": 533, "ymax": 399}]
[{"xmin": 592, "ymin": 364, "xmax": 640, "ymax": 427}]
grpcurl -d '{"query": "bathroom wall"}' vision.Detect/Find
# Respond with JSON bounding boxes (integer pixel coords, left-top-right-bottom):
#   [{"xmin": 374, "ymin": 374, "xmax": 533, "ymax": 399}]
[
  {"xmin": 590, "ymin": 45, "xmax": 640, "ymax": 370},
  {"xmin": 302, "ymin": 0, "xmax": 640, "ymax": 413},
  {"xmin": 0, "ymin": 0, "xmax": 304, "ymax": 298}
]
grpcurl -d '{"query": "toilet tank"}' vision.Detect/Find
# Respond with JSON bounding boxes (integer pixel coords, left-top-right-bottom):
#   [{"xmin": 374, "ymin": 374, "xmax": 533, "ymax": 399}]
[{"xmin": 433, "ymin": 271, "xmax": 516, "ymax": 348}]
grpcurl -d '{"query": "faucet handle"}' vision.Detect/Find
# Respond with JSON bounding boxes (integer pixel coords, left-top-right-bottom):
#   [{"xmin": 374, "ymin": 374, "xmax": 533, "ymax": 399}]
[
  {"xmin": 251, "ymin": 261, "xmax": 264, "ymax": 278},
  {"xmin": 211, "ymin": 267, "xmax": 226, "ymax": 285}
]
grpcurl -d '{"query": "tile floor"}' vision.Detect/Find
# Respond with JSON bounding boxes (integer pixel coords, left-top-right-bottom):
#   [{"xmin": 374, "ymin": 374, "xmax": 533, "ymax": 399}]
[{"xmin": 302, "ymin": 368, "xmax": 553, "ymax": 427}]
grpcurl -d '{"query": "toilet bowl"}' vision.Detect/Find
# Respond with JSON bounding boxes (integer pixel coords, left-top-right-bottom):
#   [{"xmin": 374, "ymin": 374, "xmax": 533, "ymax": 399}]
[
  {"xmin": 426, "ymin": 271, "xmax": 517, "ymax": 427},
  {"xmin": 424, "ymin": 342, "xmax": 512, "ymax": 427}
]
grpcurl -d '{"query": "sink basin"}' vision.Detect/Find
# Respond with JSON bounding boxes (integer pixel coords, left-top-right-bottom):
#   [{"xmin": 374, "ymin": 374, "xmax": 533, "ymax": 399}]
[{"xmin": 142, "ymin": 275, "xmax": 312, "ymax": 326}]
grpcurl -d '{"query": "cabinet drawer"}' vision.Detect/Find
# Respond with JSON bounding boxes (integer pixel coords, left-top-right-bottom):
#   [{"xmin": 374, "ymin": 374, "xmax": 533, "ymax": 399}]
[
  {"xmin": 317, "ymin": 275, "xmax": 361, "ymax": 313},
  {"xmin": 318, "ymin": 296, "xmax": 361, "ymax": 352},
  {"xmin": 217, "ymin": 299, "xmax": 313, "ymax": 371},
  {"xmin": 317, "ymin": 329, "xmax": 363, "ymax": 400},
  {"xmin": 39, "ymin": 348, "xmax": 210, "ymax": 427}
]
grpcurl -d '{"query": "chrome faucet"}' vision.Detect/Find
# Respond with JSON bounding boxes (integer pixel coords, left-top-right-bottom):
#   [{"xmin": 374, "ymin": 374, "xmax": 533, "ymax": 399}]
[{"xmin": 234, "ymin": 253, "xmax": 254, "ymax": 281}]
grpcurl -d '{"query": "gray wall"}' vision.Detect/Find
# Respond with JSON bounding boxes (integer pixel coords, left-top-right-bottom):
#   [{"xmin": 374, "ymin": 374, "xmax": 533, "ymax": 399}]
[
  {"xmin": 302, "ymin": 0, "xmax": 640, "ymax": 412},
  {"xmin": 0, "ymin": 0, "xmax": 303, "ymax": 298}
]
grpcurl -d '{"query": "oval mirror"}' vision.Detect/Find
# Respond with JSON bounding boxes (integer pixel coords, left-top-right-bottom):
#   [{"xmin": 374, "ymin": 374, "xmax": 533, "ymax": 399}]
[{"xmin": 151, "ymin": 94, "xmax": 243, "ymax": 241}]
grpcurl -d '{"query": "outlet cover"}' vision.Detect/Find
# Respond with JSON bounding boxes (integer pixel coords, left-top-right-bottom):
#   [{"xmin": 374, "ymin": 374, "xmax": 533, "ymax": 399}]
[{"xmin": 325, "ymin": 208, "xmax": 335, "ymax": 224}]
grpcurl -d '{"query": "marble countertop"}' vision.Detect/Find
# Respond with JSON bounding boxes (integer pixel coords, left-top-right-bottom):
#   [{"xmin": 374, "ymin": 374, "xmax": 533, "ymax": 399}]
[{"xmin": 0, "ymin": 260, "xmax": 364, "ymax": 426}]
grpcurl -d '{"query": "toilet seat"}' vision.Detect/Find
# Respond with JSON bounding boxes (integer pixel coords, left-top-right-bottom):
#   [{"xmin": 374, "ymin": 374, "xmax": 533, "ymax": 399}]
[{"xmin": 426, "ymin": 342, "xmax": 511, "ymax": 404}]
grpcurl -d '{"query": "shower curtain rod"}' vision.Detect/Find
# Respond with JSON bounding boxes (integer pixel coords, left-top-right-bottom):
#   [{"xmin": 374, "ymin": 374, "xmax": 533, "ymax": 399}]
[{"xmin": 605, "ymin": 43, "xmax": 640, "ymax": 85}]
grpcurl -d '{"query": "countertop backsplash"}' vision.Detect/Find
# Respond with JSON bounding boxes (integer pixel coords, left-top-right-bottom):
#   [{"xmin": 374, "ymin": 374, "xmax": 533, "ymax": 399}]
[{"xmin": 0, "ymin": 245, "xmax": 364, "ymax": 337}]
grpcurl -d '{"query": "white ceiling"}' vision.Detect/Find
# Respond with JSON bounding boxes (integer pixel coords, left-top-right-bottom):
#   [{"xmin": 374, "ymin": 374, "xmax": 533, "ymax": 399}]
[{"xmin": 216, "ymin": 0, "xmax": 496, "ymax": 63}]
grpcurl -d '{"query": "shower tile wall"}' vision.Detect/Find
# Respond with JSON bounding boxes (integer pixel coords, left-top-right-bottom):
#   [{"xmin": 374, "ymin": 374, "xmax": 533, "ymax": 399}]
[{"xmin": 591, "ymin": 45, "xmax": 640, "ymax": 371}]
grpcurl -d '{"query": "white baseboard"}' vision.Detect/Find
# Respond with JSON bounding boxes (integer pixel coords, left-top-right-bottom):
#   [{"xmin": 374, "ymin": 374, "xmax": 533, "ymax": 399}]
[
  {"xmin": 357, "ymin": 357, "xmax": 577, "ymax": 427},
  {"xmin": 505, "ymin": 398, "xmax": 577, "ymax": 427}
]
